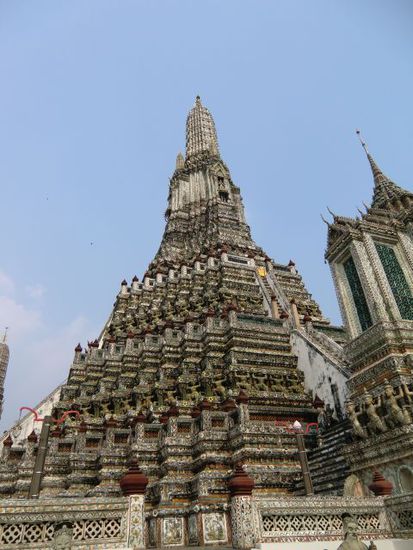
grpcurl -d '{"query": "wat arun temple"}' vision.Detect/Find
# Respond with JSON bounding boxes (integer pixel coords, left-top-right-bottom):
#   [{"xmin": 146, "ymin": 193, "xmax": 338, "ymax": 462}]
[{"xmin": 0, "ymin": 98, "xmax": 413, "ymax": 549}]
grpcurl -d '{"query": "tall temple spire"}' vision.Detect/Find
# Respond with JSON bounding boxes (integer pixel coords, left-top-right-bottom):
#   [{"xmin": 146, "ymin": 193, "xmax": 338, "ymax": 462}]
[
  {"xmin": 0, "ymin": 328, "xmax": 9, "ymax": 420},
  {"xmin": 356, "ymin": 130, "xmax": 412, "ymax": 210},
  {"xmin": 185, "ymin": 96, "xmax": 220, "ymax": 159}
]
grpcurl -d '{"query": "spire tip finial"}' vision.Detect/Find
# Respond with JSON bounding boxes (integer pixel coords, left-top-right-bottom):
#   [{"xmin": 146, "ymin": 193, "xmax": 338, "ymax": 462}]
[
  {"xmin": 356, "ymin": 129, "xmax": 369, "ymax": 155},
  {"xmin": 2, "ymin": 327, "xmax": 9, "ymax": 343}
]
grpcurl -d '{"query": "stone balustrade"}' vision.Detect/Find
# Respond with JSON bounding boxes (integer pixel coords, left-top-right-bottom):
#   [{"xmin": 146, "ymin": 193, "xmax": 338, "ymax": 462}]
[
  {"xmin": 0, "ymin": 493, "xmax": 412, "ymax": 548},
  {"xmin": 0, "ymin": 496, "xmax": 129, "ymax": 549}
]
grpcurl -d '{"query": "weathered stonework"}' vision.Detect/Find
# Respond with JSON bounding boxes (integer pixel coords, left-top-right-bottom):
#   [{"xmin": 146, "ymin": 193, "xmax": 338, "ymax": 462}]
[
  {"xmin": 326, "ymin": 143, "xmax": 413, "ymax": 499},
  {"xmin": 1, "ymin": 101, "xmax": 413, "ymax": 548}
]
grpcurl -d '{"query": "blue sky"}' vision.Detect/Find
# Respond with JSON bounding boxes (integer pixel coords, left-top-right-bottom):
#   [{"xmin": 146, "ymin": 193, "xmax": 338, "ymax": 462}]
[{"xmin": 0, "ymin": 0, "xmax": 412, "ymax": 430}]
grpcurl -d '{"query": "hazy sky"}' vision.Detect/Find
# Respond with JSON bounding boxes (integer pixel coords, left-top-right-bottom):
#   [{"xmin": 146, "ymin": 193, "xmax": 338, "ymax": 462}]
[{"xmin": 1, "ymin": 0, "xmax": 412, "ymax": 431}]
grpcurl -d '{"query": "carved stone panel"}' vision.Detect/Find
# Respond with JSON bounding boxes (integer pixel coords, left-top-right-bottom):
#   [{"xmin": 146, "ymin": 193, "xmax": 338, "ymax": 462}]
[
  {"xmin": 202, "ymin": 512, "xmax": 227, "ymax": 544},
  {"xmin": 162, "ymin": 517, "xmax": 184, "ymax": 546}
]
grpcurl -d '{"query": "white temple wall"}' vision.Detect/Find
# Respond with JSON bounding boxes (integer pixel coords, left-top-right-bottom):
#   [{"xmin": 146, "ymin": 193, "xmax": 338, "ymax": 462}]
[
  {"xmin": 0, "ymin": 384, "xmax": 62, "ymax": 446},
  {"xmin": 291, "ymin": 331, "xmax": 348, "ymax": 414}
]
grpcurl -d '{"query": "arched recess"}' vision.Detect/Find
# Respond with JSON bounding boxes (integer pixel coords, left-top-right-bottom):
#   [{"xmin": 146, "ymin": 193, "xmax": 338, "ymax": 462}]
[{"xmin": 399, "ymin": 465, "xmax": 413, "ymax": 493}]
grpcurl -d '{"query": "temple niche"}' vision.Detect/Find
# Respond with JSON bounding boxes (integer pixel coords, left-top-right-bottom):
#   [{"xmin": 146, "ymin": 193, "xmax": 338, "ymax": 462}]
[{"xmin": 0, "ymin": 99, "xmax": 412, "ymax": 549}]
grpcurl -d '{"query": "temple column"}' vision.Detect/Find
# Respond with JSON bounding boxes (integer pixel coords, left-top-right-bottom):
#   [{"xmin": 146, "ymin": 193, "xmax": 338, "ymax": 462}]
[
  {"xmin": 270, "ymin": 295, "xmax": 279, "ymax": 319},
  {"xmin": 290, "ymin": 299, "xmax": 300, "ymax": 329},
  {"xmin": 15, "ymin": 430, "xmax": 38, "ymax": 497},
  {"xmin": 228, "ymin": 463, "xmax": 257, "ymax": 549},
  {"xmin": 120, "ymin": 459, "xmax": 149, "ymax": 550}
]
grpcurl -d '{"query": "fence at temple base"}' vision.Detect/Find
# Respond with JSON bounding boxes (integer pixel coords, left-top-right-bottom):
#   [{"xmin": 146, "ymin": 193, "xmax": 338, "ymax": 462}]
[{"xmin": 0, "ymin": 493, "xmax": 412, "ymax": 548}]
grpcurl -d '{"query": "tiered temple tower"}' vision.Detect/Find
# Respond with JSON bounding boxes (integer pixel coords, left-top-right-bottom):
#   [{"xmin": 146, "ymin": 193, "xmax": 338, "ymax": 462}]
[
  {"xmin": 0, "ymin": 98, "xmax": 346, "ymax": 512},
  {"xmin": 0, "ymin": 330, "xmax": 9, "ymax": 421},
  {"xmin": 1, "ymin": 100, "xmax": 413, "ymax": 549},
  {"xmin": 326, "ymin": 137, "xmax": 413, "ymax": 493}
]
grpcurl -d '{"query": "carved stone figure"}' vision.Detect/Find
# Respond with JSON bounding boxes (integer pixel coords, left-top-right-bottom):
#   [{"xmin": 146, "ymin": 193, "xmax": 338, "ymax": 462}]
[
  {"xmin": 212, "ymin": 376, "xmax": 226, "ymax": 398},
  {"xmin": 382, "ymin": 380, "xmax": 408, "ymax": 428},
  {"xmin": 52, "ymin": 524, "xmax": 73, "ymax": 550},
  {"xmin": 345, "ymin": 401, "xmax": 367, "ymax": 439},
  {"xmin": 252, "ymin": 372, "xmax": 268, "ymax": 392},
  {"xmin": 317, "ymin": 407, "xmax": 329, "ymax": 434},
  {"xmin": 337, "ymin": 515, "xmax": 372, "ymax": 550},
  {"xmin": 363, "ymin": 391, "xmax": 386, "ymax": 435},
  {"xmin": 343, "ymin": 474, "xmax": 367, "ymax": 497}
]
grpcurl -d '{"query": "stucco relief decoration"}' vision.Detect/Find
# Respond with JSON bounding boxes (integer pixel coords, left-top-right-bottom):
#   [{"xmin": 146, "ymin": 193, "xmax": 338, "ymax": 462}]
[
  {"xmin": 202, "ymin": 512, "xmax": 227, "ymax": 543},
  {"xmin": 162, "ymin": 517, "xmax": 184, "ymax": 546}
]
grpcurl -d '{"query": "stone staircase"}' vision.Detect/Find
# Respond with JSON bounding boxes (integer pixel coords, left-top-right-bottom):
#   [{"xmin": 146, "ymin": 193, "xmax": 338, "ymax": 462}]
[{"xmin": 295, "ymin": 420, "xmax": 351, "ymax": 496}]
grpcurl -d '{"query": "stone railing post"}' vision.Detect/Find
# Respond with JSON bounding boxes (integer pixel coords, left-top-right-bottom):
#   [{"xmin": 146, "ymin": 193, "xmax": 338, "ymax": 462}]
[
  {"xmin": 228, "ymin": 463, "xmax": 256, "ymax": 549},
  {"xmin": 120, "ymin": 459, "xmax": 148, "ymax": 550}
]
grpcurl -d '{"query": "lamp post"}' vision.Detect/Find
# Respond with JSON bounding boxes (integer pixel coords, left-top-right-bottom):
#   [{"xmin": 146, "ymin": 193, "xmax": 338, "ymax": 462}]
[
  {"xmin": 28, "ymin": 415, "xmax": 53, "ymax": 498},
  {"xmin": 293, "ymin": 420, "xmax": 314, "ymax": 496},
  {"xmin": 18, "ymin": 406, "xmax": 80, "ymax": 498}
]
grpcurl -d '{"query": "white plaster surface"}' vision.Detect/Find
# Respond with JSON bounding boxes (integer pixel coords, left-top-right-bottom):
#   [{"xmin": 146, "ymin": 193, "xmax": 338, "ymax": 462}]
[
  {"xmin": 0, "ymin": 384, "xmax": 62, "ymax": 445},
  {"xmin": 292, "ymin": 331, "xmax": 348, "ymax": 413}
]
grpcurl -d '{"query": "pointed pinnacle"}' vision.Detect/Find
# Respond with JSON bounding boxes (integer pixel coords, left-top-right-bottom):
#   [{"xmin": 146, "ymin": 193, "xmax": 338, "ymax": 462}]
[
  {"xmin": 356, "ymin": 129, "xmax": 370, "ymax": 155},
  {"xmin": 326, "ymin": 206, "xmax": 336, "ymax": 218},
  {"xmin": 320, "ymin": 214, "xmax": 330, "ymax": 226}
]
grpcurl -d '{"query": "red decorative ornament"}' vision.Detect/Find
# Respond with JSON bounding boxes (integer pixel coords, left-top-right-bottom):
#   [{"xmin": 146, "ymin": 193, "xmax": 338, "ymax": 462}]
[
  {"xmin": 236, "ymin": 390, "xmax": 249, "ymax": 405},
  {"xmin": 221, "ymin": 398, "xmax": 237, "ymax": 412},
  {"xmin": 369, "ymin": 471, "xmax": 393, "ymax": 496},
  {"xmin": 159, "ymin": 411, "xmax": 169, "ymax": 425},
  {"xmin": 3, "ymin": 435, "xmax": 13, "ymax": 447},
  {"xmin": 228, "ymin": 463, "xmax": 255, "ymax": 496},
  {"xmin": 27, "ymin": 430, "xmax": 38, "ymax": 443},
  {"xmin": 136, "ymin": 411, "xmax": 147, "ymax": 423},
  {"xmin": 104, "ymin": 417, "xmax": 118, "ymax": 429},
  {"xmin": 167, "ymin": 405, "xmax": 179, "ymax": 417},
  {"xmin": 199, "ymin": 398, "xmax": 212, "ymax": 411},
  {"xmin": 119, "ymin": 459, "xmax": 148, "ymax": 496}
]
